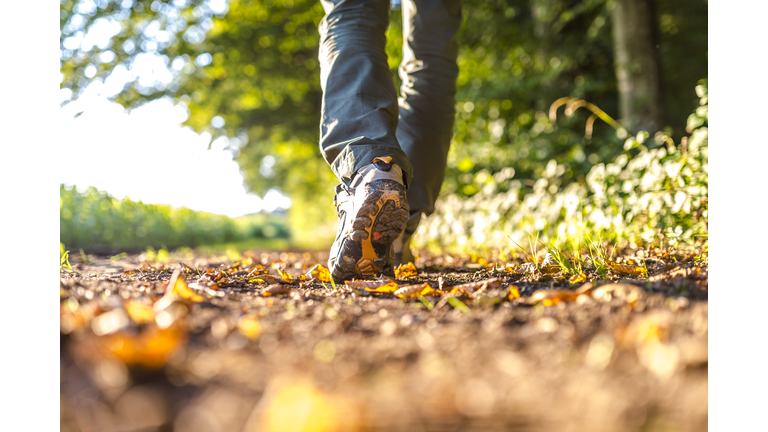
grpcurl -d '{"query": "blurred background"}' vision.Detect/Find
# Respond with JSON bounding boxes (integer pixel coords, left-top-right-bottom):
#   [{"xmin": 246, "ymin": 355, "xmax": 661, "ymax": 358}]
[{"xmin": 59, "ymin": 0, "xmax": 708, "ymax": 254}]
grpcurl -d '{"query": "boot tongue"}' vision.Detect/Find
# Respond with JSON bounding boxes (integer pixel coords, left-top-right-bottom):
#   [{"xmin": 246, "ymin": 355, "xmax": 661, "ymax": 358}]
[
  {"xmin": 373, "ymin": 159, "xmax": 392, "ymax": 172},
  {"xmin": 372, "ymin": 156, "xmax": 393, "ymax": 172}
]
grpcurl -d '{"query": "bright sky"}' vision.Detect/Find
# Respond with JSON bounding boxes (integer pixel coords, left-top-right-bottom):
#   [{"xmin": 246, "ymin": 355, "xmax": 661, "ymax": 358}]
[
  {"xmin": 59, "ymin": 0, "xmax": 292, "ymax": 218},
  {"xmin": 59, "ymin": 93, "xmax": 292, "ymax": 218}
]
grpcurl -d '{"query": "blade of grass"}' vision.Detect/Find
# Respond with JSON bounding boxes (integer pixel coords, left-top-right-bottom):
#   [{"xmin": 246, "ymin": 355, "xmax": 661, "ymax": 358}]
[{"xmin": 447, "ymin": 297, "xmax": 471, "ymax": 315}]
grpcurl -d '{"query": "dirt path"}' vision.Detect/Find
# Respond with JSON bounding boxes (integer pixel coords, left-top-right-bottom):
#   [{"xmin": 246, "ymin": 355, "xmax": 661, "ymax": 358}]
[{"xmin": 60, "ymin": 249, "xmax": 707, "ymax": 432}]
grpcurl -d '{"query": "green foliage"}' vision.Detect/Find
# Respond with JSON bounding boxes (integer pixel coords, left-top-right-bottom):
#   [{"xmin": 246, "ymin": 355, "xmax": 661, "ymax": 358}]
[
  {"xmin": 61, "ymin": 0, "xmax": 707, "ymax": 237},
  {"xmin": 414, "ymin": 81, "xmax": 708, "ymax": 251},
  {"xmin": 60, "ymin": 184, "xmax": 289, "ymax": 251}
]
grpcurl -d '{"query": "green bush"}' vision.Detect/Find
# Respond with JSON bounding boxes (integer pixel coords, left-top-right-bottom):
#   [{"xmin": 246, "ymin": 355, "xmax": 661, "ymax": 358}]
[
  {"xmin": 60, "ymin": 185, "xmax": 290, "ymax": 251},
  {"xmin": 414, "ymin": 81, "xmax": 708, "ymax": 252}
]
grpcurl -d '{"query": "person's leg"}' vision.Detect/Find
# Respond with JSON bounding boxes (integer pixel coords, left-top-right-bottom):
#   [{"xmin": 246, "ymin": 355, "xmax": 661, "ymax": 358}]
[
  {"xmin": 318, "ymin": 0, "xmax": 413, "ymax": 187},
  {"xmin": 319, "ymin": 0, "xmax": 412, "ymax": 279},
  {"xmin": 394, "ymin": 0, "xmax": 462, "ymax": 263}
]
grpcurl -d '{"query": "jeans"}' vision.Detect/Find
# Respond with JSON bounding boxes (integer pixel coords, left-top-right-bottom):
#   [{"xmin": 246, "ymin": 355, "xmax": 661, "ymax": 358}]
[{"xmin": 318, "ymin": 0, "xmax": 461, "ymax": 231}]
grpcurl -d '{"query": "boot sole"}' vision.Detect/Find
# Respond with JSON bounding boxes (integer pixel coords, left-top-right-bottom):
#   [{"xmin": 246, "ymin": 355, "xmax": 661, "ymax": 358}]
[{"xmin": 331, "ymin": 180, "xmax": 409, "ymax": 280}]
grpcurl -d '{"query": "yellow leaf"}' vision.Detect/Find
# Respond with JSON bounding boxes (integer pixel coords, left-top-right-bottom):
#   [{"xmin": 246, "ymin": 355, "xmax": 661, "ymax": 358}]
[
  {"xmin": 365, "ymin": 281, "xmax": 400, "ymax": 294},
  {"xmin": 124, "ymin": 301, "xmax": 155, "ymax": 324},
  {"xmin": 477, "ymin": 257, "xmax": 489, "ymax": 266},
  {"xmin": 173, "ymin": 276, "xmax": 203, "ymax": 302},
  {"xmin": 346, "ymin": 276, "xmax": 396, "ymax": 291},
  {"xmin": 306, "ymin": 264, "xmax": 331, "ymax": 282},
  {"xmin": 605, "ymin": 260, "xmax": 648, "ymax": 276},
  {"xmin": 508, "ymin": 285, "xmax": 521, "ymax": 299},
  {"xmin": 568, "ymin": 272, "xmax": 587, "ymax": 284},
  {"xmin": 394, "ymin": 282, "xmax": 435, "ymax": 299},
  {"xmin": 237, "ymin": 316, "xmax": 262, "ymax": 340},
  {"xmin": 278, "ymin": 269, "xmax": 294, "ymax": 283},
  {"xmin": 394, "ymin": 262, "xmax": 418, "ymax": 278},
  {"xmin": 107, "ymin": 326, "xmax": 186, "ymax": 368}
]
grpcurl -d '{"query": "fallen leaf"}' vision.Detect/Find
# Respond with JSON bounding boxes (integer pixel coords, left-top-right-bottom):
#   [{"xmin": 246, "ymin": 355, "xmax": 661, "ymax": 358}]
[
  {"xmin": 539, "ymin": 264, "xmax": 561, "ymax": 275},
  {"xmin": 508, "ymin": 285, "xmax": 521, "ymax": 299},
  {"xmin": 394, "ymin": 262, "xmax": 418, "ymax": 278},
  {"xmin": 180, "ymin": 262, "xmax": 196, "ymax": 274},
  {"xmin": 605, "ymin": 260, "xmax": 648, "ymax": 276},
  {"xmin": 262, "ymin": 284, "xmax": 292, "ymax": 297},
  {"xmin": 247, "ymin": 264, "xmax": 268, "ymax": 276},
  {"xmin": 530, "ymin": 289, "xmax": 577, "ymax": 306},
  {"xmin": 124, "ymin": 301, "xmax": 155, "ymax": 324},
  {"xmin": 305, "ymin": 264, "xmax": 331, "ymax": 282},
  {"xmin": 346, "ymin": 276, "xmax": 396, "ymax": 291},
  {"xmin": 278, "ymin": 269, "xmax": 294, "ymax": 283},
  {"xmin": 366, "ymin": 281, "xmax": 400, "ymax": 294},
  {"xmin": 107, "ymin": 325, "xmax": 186, "ymax": 368},
  {"xmin": 448, "ymin": 278, "xmax": 501, "ymax": 296},
  {"xmin": 395, "ymin": 282, "xmax": 436, "ymax": 299},
  {"xmin": 171, "ymin": 274, "xmax": 204, "ymax": 302},
  {"xmin": 238, "ymin": 316, "xmax": 262, "ymax": 340},
  {"xmin": 568, "ymin": 273, "xmax": 587, "ymax": 284}
]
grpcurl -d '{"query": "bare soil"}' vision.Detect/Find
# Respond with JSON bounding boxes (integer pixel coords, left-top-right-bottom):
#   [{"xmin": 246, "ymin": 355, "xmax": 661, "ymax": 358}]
[{"xmin": 60, "ymin": 248, "xmax": 707, "ymax": 432}]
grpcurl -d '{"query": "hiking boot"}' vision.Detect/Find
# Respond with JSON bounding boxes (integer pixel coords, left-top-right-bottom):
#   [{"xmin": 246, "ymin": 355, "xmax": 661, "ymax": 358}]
[
  {"xmin": 393, "ymin": 211, "xmax": 421, "ymax": 266},
  {"xmin": 328, "ymin": 157, "xmax": 410, "ymax": 281}
]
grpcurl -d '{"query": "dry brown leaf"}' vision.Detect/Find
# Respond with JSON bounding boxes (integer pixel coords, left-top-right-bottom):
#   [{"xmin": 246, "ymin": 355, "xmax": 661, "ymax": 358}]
[
  {"xmin": 262, "ymin": 284, "xmax": 292, "ymax": 297},
  {"xmin": 448, "ymin": 278, "xmax": 501, "ymax": 296},
  {"xmin": 249, "ymin": 275, "xmax": 278, "ymax": 284},
  {"xmin": 605, "ymin": 260, "xmax": 648, "ymax": 276},
  {"xmin": 395, "ymin": 282, "xmax": 436, "ymax": 299},
  {"xmin": 539, "ymin": 264, "xmax": 561, "ymax": 275},
  {"xmin": 180, "ymin": 262, "xmax": 196, "ymax": 274},
  {"xmin": 394, "ymin": 262, "xmax": 418, "ymax": 278}
]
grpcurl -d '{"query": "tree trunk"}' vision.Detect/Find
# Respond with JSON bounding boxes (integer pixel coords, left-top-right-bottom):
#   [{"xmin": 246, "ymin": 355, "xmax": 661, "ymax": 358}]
[{"xmin": 612, "ymin": 0, "xmax": 665, "ymax": 133}]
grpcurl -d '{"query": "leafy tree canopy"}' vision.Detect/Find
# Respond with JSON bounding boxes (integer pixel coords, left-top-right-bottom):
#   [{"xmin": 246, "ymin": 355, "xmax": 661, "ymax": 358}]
[{"xmin": 61, "ymin": 0, "xmax": 706, "ymax": 232}]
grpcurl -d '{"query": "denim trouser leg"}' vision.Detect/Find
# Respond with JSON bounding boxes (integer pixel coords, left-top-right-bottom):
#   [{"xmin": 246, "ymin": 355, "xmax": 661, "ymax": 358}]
[
  {"xmin": 318, "ymin": 0, "xmax": 413, "ymax": 187},
  {"xmin": 397, "ymin": 0, "xmax": 461, "ymax": 232},
  {"xmin": 317, "ymin": 0, "xmax": 461, "ymax": 214}
]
